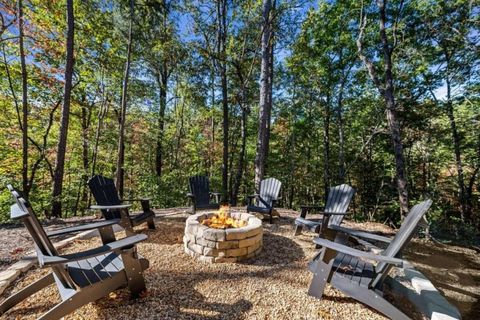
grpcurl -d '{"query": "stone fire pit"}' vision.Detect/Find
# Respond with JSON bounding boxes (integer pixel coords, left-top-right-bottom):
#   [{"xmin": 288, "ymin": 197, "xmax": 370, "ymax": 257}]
[{"xmin": 184, "ymin": 211, "xmax": 263, "ymax": 263}]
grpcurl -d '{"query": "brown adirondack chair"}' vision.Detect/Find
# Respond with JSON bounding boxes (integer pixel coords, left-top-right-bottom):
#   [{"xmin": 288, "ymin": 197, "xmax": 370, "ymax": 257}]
[
  {"xmin": 308, "ymin": 199, "xmax": 432, "ymax": 320},
  {"xmin": 0, "ymin": 192, "xmax": 149, "ymax": 320}
]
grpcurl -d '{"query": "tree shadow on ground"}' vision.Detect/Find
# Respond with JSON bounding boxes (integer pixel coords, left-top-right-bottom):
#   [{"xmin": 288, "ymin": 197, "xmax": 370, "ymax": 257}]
[{"xmin": 241, "ymin": 232, "xmax": 305, "ymax": 266}]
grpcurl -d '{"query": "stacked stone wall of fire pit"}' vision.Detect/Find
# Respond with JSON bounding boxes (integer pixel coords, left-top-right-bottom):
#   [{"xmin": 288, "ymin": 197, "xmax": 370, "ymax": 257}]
[{"xmin": 184, "ymin": 212, "xmax": 263, "ymax": 263}]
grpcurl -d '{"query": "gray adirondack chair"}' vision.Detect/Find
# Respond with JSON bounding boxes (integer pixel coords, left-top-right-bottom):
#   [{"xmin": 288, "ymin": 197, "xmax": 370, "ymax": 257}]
[
  {"xmin": 247, "ymin": 177, "xmax": 282, "ymax": 223},
  {"xmin": 0, "ymin": 194, "xmax": 149, "ymax": 320},
  {"xmin": 294, "ymin": 184, "xmax": 356, "ymax": 236},
  {"xmin": 7, "ymin": 185, "xmax": 118, "ymax": 245},
  {"xmin": 88, "ymin": 175, "xmax": 155, "ymax": 235},
  {"xmin": 187, "ymin": 175, "xmax": 221, "ymax": 214},
  {"xmin": 308, "ymin": 199, "xmax": 432, "ymax": 320}
]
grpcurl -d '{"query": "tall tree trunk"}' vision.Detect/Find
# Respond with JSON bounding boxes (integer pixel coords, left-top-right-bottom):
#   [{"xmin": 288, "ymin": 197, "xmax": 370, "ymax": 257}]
[
  {"xmin": 254, "ymin": 0, "xmax": 274, "ymax": 191},
  {"xmin": 357, "ymin": 0, "xmax": 409, "ymax": 217},
  {"xmin": 91, "ymin": 88, "xmax": 108, "ymax": 177},
  {"xmin": 155, "ymin": 66, "xmax": 167, "ymax": 177},
  {"xmin": 116, "ymin": 0, "xmax": 134, "ymax": 198},
  {"xmin": 218, "ymin": 0, "xmax": 228, "ymax": 202},
  {"xmin": 18, "ymin": 0, "xmax": 29, "ymax": 196},
  {"xmin": 155, "ymin": 0, "xmax": 168, "ymax": 177},
  {"xmin": 378, "ymin": 0, "xmax": 409, "ymax": 216},
  {"xmin": 51, "ymin": 0, "xmax": 75, "ymax": 218},
  {"xmin": 231, "ymin": 101, "xmax": 248, "ymax": 205},
  {"xmin": 80, "ymin": 100, "xmax": 92, "ymax": 212},
  {"xmin": 445, "ymin": 73, "xmax": 469, "ymax": 221},
  {"xmin": 337, "ymin": 81, "xmax": 346, "ymax": 184},
  {"xmin": 323, "ymin": 95, "xmax": 331, "ymax": 200}
]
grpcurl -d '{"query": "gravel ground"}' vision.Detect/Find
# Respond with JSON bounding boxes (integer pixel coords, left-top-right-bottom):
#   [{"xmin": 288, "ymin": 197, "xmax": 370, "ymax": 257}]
[
  {"xmin": 1, "ymin": 208, "xmax": 477, "ymax": 319},
  {"xmin": 0, "ymin": 209, "xmax": 413, "ymax": 320}
]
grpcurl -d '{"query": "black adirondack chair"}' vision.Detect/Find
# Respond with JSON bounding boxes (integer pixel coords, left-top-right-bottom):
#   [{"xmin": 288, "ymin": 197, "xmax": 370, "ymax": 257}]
[
  {"xmin": 88, "ymin": 175, "xmax": 155, "ymax": 235},
  {"xmin": 1, "ymin": 193, "xmax": 149, "ymax": 320},
  {"xmin": 187, "ymin": 175, "xmax": 221, "ymax": 214},
  {"xmin": 294, "ymin": 184, "xmax": 356, "ymax": 236},
  {"xmin": 308, "ymin": 199, "xmax": 432, "ymax": 320},
  {"xmin": 246, "ymin": 177, "xmax": 282, "ymax": 223}
]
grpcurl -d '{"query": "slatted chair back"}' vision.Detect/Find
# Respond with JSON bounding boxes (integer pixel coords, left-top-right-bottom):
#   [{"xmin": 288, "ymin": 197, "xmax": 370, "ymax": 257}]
[
  {"xmin": 88, "ymin": 175, "xmax": 122, "ymax": 219},
  {"xmin": 324, "ymin": 184, "xmax": 356, "ymax": 226},
  {"xmin": 257, "ymin": 178, "xmax": 282, "ymax": 209},
  {"xmin": 10, "ymin": 196, "xmax": 77, "ymax": 290},
  {"xmin": 189, "ymin": 175, "xmax": 211, "ymax": 207},
  {"xmin": 372, "ymin": 199, "xmax": 432, "ymax": 286}
]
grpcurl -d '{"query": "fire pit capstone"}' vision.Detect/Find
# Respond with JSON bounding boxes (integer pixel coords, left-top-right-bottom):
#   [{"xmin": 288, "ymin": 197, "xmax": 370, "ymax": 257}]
[{"xmin": 184, "ymin": 211, "xmax": 263, "ymax": 263}]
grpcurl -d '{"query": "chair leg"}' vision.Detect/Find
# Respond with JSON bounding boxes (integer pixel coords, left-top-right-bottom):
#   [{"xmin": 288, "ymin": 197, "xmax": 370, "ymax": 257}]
[
  {"xmin": 98, "ymin": 225, "xmax": 116, "ymax": 244},
  {"xmin": 146, "ymin": 215, "xmax": 155, "ymax": 230},
  {"xmin": 39, "ymin": 275, "xmax": 124, "ymax": 320},
  {"xmin": 121, "ymin": 247, "xmax": 146, "ymax": 298},
  {"xmin": 308, "ymin": 258, "xmax": 334, "ymax": 299},
  {"xmin": 0, "ymin": 273, "xmax": 55, "ymax": 315},
  {"xmin": 294, "ymin": 224, "xmax": 302, "ymax": 236},
  {"xmin": 333, "ymin": 279, "xmax": 411, "ymax": 320},
  {"xmin": 269, "ymin": 211, "xmax": 273, "ymax": 224}
]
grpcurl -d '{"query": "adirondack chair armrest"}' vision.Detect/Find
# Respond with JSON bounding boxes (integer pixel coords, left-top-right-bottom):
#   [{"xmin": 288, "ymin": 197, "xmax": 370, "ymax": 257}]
[
  {"xmin": 321, "ymin": 211, "xmax": 348, "ymax": 216},
  {"xmin": 330, "ymin": 225, "xmax": 393, "ymax": 243},
  {"xmin": 246, "ymin": 194, "xmax": 259, "ymax": 205},
  {"xmin": 313, "ymin": 237, "xmax": 404, "ymax": 267},
  {"xmin": 90, "ymin": 204, "xmax": 132, "ymax": 210},
  {"xmin": 122, "ymin": 198, "xmax": 152, "ymax": 202},
  {"xmin": 40, "ymin": 234, "xmax": 148, "ymax": 267},
  {"xmin": 298, "ymin": 205, "xmax": 324, "ymax": 218},
  {"xmin": 186, "ymin": 193, "xmax": 195, "ymax": 198},
  {"xmin": 210, "ymin": 192, "xmax": 221, "ymax": 203},
  {"xmin": 300, "ymin": 205, "xmax": 324, "ymax": 210},
  {"xmin": 46, "ymin": 219, "xmax": 121, "ymax": 237}
]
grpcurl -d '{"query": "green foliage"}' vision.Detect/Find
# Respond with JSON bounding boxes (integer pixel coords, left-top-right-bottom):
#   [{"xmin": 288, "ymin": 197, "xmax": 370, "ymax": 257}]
[{"xmin": 0, "ymin": 0, "xmax": 478, "ymax": 242}]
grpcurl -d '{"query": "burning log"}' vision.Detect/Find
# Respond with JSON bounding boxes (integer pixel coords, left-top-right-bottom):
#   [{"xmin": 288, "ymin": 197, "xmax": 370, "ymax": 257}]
[{"xmin": 201, "ymin": 205, "xmax": 247, "ymax": 229}]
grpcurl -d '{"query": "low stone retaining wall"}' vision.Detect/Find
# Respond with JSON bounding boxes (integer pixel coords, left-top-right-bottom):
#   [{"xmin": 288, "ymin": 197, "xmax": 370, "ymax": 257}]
[
  {"xmin": 388, "ymin": 262, "xmax": 462, "ymax": 320},
  {"xmin": 184, "ymin": 212, "xmax": 263, "ymax": 263}
]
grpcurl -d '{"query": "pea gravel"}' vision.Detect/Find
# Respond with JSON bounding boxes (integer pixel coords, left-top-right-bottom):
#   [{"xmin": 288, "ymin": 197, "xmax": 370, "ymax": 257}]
[{"xmin": 0, "ymin": 210, "xmax": 420, "ymax": 320}]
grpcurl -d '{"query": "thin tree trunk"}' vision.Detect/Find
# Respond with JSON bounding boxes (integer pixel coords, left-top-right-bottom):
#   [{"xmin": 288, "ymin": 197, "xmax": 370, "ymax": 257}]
[
  {"xmin": 155, "ymin": 1, "xmax": 168, "ymax": 177},
  {"xmin": 91, "ymin": 89, "xmax": 108, "ymax": 176},
  {"xmin": 218, "ymin": 0, "xmax": 228, "ymax": 203},
  {"xmin": 155, "ymin": 66, "xmax": 167, "ymax": 177},
  {"xmin": 254, "ymin": 0, "xmax": 273, "ymax": 191},
  {"xmin": 80, "ymin": 99, "xmax": 92, "ymax": 212},
  {"xmin": 51, "ymin": 0, "xmax": 75, "ymax": 218},
  {"xmin": 445, "ymin": 76, "xmax": 469, "ymax": 221},
  {"xmin": 357, "ymin": 0, "xmax": 409, "ymax": 217},
  {"xmin": 18, "ymin": 0, "xmax": 29, "ymax": 196},
  {"xmin": 337, "ymin": 81, "xmax": 346, "ymax": 184},
  {"xmin": 116, "ymin": 0, "xmax": 134, "ymax": 198},
  {"xmin": 323, "ymin": 95, "xmax": 331, "ymax": 200},
  {"xmin": 378, "ymin": 0, "xmax": 409, "ymax": 216},
  {"xmin": 232, "ymin": 104, "xmax": 248, "ymax": 206}
]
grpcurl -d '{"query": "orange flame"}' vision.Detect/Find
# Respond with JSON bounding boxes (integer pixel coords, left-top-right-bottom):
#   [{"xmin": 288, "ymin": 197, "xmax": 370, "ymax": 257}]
[{"xmin": 201, "ymin": 205, "xmax": 247, "ymax": 229}]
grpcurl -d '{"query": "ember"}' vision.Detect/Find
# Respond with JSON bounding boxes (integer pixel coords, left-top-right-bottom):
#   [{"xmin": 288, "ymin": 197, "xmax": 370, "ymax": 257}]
[{"xmin": 201, "ymin": 205, "xmax": 247, "ymax": 229}]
